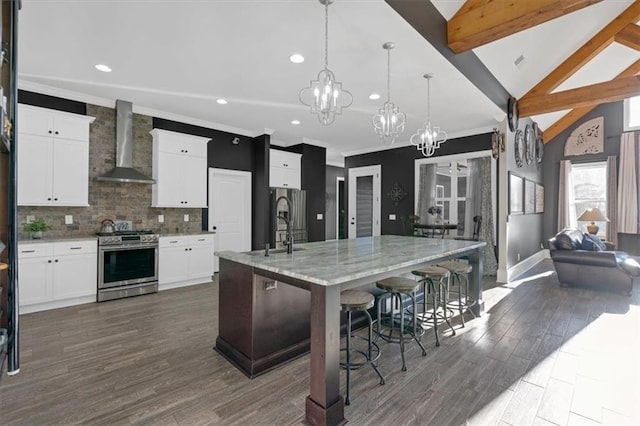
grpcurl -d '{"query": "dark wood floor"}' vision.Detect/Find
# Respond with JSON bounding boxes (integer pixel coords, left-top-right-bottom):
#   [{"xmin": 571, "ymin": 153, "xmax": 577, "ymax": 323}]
[{"xmin": 1, "ymin": 259, "xmax": 639, "ymax": 425}]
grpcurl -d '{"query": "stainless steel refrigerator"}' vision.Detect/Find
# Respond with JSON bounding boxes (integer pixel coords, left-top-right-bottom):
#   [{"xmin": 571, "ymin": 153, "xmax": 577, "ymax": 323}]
[{"xmin": 270, "ymin": 188, "xmax": 308, "ymax": 249}]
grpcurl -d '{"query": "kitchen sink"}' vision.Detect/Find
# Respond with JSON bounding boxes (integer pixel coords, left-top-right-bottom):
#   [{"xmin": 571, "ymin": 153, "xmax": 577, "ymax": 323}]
[{"xmin": 246, "ymin": 247, "xmax": 305, "ymax": 256}]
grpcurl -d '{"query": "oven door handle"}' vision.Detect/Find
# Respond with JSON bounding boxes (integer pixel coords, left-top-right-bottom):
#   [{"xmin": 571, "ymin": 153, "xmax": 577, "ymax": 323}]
[{"xmin": 99, "ymin": 243, "xmax": 159, "ymax": 252}]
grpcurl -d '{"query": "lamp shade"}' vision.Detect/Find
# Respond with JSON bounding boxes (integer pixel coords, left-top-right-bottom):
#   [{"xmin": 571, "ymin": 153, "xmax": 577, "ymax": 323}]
[{"xmin": 577, "ymin": 208, "xmax": 609, "ymax": 222}]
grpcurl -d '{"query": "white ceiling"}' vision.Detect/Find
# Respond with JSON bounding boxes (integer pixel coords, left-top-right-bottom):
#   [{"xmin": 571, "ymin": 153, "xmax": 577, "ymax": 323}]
[{"xmin": 18, "ymin": 0, "xmax": 637, "ymax": 165}]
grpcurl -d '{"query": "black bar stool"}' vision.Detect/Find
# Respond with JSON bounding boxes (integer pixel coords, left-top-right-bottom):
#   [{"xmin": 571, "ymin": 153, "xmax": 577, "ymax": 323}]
[
  {"xmin": 375, "ymin": 277, "xmax": 427, "ymax": 372},
  {"xmin": 437, "ymin": 259, "xmax": 476, "ymax": 327},
  {"xmin": 340, "ymin": 289, "xmax": 385, "ymax": 405},
  {"xmin": 411, "ymin": 265, "xmax": 456, "ymax": 346}
]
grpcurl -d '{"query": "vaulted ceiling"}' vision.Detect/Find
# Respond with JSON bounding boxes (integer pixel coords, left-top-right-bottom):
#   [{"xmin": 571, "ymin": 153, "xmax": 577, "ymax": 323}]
[{"xmin": 17, "ymin": 0, "xmax": 639, "ymax": 164}]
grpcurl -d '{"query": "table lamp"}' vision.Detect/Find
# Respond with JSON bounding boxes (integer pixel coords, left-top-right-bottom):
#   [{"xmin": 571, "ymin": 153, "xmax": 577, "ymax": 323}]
[{"xmin": 577, "ymin": 207, "xmax": 609, "ymax": 235}]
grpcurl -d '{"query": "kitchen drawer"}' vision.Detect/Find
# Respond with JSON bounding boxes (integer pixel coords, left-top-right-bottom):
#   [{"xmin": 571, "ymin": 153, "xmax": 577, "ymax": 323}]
[
  {"xmin": 189, "ymin": 234, "xmax": 214, "ymax": 246},
  {"xmin": 18, "ymin": 243, "xmax": 53, "ymax": 259},
  {"xmin": 53, "ymin": 240, "xmax": 97, "ymax": 255},
  {"xmin": 159, "ymin": 236, "xmax": 188, "ymax": 248}
]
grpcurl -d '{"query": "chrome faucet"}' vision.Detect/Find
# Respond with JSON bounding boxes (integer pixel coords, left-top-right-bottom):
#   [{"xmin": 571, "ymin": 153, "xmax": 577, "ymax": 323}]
[{"xmin": 275, "ymin": 195, "xmax": 294, "ymax": 254}]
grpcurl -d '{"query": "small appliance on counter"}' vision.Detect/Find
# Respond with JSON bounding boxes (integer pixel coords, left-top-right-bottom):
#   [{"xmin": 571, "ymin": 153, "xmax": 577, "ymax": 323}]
[
  {"xmin": 96, "ymin": 229, "xmax": 159, "ymax": 302},
  {"xmin": 269, "ymin": 188, "xmax": 308, "ymax": 249}
]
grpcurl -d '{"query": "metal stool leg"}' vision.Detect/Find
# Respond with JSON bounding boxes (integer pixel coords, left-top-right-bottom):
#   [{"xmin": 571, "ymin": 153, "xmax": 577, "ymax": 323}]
[
  {"xmin": 410, "ymin": 292, "xmax": 427, "ymax": 356},
  {"xmin": 455, "ymin": 273, "xmax": 465, "ymax": 327},
  {"xmin": 398, "ymin": 293, "xmax": 407, "ymax": 372},
  {"xmin": 439, "ymin": 278, "xmax": 456, "ymax": 336},
  {"xmin": 345, "ymin": 310, "xmax": 352, "ymax": 406},
  {"xmin": 365, "ymin": 310, "xmax": 385, "ymax": 385},
  {"xmin": 429, "ymin": 279, "xmax": 440, "ymax": 346}
]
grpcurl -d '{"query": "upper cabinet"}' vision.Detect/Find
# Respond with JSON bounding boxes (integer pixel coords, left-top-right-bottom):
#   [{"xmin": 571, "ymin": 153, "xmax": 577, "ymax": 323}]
[
  {"xmin": 270, "ymin": 149, "xmax": 301, "ymax": 189},
  {"xmin": 17, "ymin": 104, "xmax": 95, "ymax": 206},
  {"xmin": 150, "ymin": 129, "xmax": 209, "ymax": 208}
]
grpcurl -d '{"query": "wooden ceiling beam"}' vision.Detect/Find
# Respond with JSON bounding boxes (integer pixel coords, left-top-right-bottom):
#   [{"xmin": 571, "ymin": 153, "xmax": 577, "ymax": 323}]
[
  {"xmin": 521, "ymin": 1, "xmax": 640, "ymax": 99},
  {"xmin": 542, "ymin": 59, "xmax": 640, "ymax": 142},
  {"xmin": 447, "ymin": 0, "xmax": 602, "ymax": 54},
  {"xmin": 614, "ymin": 23, "xmax": 640, "ymax": 50},
  {"xmin": 519, "ymin": 75, "xmax": 640, "ymax": 117}
]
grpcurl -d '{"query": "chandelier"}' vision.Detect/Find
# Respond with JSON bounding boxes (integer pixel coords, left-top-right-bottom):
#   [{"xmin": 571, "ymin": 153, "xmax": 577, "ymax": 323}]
[
  {"xmin": 372, "ymin": 42, "xmax": 405, "ymax": 144},
  {"xmin": 410, "ymin": 73, "xmax": 447, "ymax": 157},
  {"xmin": 299, "ymin": 0, "xmax": 352, "ymax": 126}
]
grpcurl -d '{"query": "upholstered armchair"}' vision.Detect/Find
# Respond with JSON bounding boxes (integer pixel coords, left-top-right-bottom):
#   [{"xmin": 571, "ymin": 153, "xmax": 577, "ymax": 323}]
[{"xmin": 548, "ymin": 228, "xmax": 640, "ymax": 295}]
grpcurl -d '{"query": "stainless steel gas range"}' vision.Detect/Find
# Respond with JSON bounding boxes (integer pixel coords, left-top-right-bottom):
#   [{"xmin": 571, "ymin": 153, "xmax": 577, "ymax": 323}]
[{"xmin": 97, "ymin": 230, "xmax": 159, "ymax": 302}]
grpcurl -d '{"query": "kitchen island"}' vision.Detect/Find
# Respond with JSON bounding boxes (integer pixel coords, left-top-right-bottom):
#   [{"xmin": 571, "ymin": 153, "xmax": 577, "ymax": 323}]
[{"xmin": 216, "ymin": 235, "xmax": 486, "ymax": 426}]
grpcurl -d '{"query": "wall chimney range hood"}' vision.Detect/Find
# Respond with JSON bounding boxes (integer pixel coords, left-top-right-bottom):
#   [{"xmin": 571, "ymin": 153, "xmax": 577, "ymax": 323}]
[{"xmin": 96, "ymin": 99, "xmax": 155, "ymax": 184}]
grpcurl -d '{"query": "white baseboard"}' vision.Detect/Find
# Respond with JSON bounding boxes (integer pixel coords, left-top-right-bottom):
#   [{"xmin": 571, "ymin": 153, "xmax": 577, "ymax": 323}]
[
  {"xmin": 159, "ymin": 276, "xmax": 213, "ymax": 291},
  {"xmin": 506, "ymin": 249, "xmax": 548, "ymax": 282},
  {"xmin": 20, "ymin": 295, "xmax": 96, "ymax": 314}
]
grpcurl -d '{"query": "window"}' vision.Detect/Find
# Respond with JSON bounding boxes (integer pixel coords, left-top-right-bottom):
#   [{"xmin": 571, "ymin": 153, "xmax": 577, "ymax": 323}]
[
  {"xmin": 434, "ymin": 160, "xmax": 467, "ymax": 236},
  {"xmin": 571, "ymin": 161, "xmax": 607, "ymax": 236},
  {"xmin": 624, "ymin": 95, "xmax": 640, "ymax": 131}
]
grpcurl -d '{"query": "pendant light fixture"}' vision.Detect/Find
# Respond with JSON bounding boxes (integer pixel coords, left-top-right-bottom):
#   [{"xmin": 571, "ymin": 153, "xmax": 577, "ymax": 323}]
[
  {"xmin": 372, "ymin": 42, "xmax": 405, "ymax": 144},
  {"xmin": 410, "ymin": 73, "xmax": 447, "ymax": 157},
  {"xmin": 299, "ymin": 0, "xmax": 352, "ymax": 126}
]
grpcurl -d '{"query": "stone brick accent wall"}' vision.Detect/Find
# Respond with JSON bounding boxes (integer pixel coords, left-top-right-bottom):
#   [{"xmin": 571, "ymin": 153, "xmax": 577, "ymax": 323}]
[{"xmin": 18, "ymin": 104, "xmax": 203, "ymax": 239}]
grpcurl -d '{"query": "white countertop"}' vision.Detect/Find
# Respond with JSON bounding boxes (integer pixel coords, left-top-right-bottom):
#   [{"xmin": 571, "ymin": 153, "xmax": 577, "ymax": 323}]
[{"xmin": 217, "ymin": 235, "xmax": 486, "ymax": 287}]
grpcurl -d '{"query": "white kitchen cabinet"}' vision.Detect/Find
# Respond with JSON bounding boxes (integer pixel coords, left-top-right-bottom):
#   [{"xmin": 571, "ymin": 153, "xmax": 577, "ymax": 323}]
[
  {"xmin": 159, "ymin": 234, "xmax": 214, "ymax": 290},
  {"xmin": 150, "ymin": 129, "xmax": 209, "ymax": 208},
  {"xmin": 18, "ymin": 240, "xmax": 97, "ymax": 314},
  {"xmin": 17, "ymin": 104, "xmax": 95, "ymax": 206},
  {"xmin": 269, "ymin": 149, "xmax": 301, "ymax": 189}
]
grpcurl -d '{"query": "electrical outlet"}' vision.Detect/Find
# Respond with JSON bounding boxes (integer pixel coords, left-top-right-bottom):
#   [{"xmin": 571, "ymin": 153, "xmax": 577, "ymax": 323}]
[
  {"xmin": 158, "ymin": 214, "xmax": 164, "ymax": 223},
  {"xmin": 316, "ymin": 213, "xmax": 323, "ymax": 220},
  {"xmin": 26, "ymin": 215, "xmax": 35, "ymax": 223},
  {"xmin": 64, "ymin": 215, "xmax": 73, "ymax": 225},
  {"xmin": 389, "ymin": 214, "xmax": 396, "ymax": 221},
  {"xmin": 183, "ymin": 214, "xmax": 189, "ymax": 222}
]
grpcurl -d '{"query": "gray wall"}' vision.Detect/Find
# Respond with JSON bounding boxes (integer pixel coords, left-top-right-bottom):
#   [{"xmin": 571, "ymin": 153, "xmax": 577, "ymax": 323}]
[
  {"xmin": 325, "ymin": 165, "xmax": 344, "ymax": 240},
  {"xmin": 505, "ymin": 117, "xmax": 544, "ymax": 269},
  {"xmin": 542, "ymin": 100, "xmax": 640, "ymax": 253}
]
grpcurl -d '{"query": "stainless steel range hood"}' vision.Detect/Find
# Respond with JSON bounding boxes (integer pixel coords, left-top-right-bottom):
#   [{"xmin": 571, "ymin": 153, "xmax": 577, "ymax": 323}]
[{"xmin": 96, "ymin": 100, "xmax": 155, "ymax": 184}]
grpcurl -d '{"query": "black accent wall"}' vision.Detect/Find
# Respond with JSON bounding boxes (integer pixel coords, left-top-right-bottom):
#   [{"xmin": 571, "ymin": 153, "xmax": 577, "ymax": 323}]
[
  {"xmin": 18, "ymin": 90, "xmax": 86, "ymax": 115},
  {"xmin": 325, "ymin": 165, "xmax": 344, "ymax": 240},
  {"xmin": 542, "ymin": 101, "xmax": 640, "ymax": 253},
  {"xmin": 504, "ymin": 118, "xmax": 544, "ymax": 269},
  {"xmin": 252, "ymin": 135, "xmax": 271, "ymax": 250},
  {"xmin": 345, "ymin": 134, "xmax": 492, "ymax": 236},
  {"xmin": 283, "ymin": 144, "xmax": 327, "ymax": 242}
]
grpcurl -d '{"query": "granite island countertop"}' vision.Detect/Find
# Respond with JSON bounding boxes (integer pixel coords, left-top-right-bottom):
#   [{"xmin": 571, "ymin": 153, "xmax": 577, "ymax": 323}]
[{"xmin": 217, "ymin": 235, "xmax": 485, "ymax": 287}]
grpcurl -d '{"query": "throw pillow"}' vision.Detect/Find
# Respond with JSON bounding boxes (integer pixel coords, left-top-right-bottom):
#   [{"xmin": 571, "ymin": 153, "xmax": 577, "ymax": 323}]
[{"xmin": 581, "ymin": 233, "xmax": 606, "ymax": 251}]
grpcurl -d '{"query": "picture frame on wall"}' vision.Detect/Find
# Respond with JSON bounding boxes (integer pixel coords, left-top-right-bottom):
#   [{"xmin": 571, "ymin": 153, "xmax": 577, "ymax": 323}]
[
  {"xmin": 524, "ymin": 179, "xmax": 535, "ymax": 214},
  {"xmin": 535, "ymin": 183, "xmax": 545, "ymax": 213},
  {"xmin": 509, "ymin": 173, "xmax": 524, "ymax": 214}
]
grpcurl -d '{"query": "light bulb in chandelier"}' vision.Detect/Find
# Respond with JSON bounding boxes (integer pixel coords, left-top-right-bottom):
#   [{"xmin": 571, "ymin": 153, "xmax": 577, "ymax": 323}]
[
  {"xmin": 299, "ymin": 0, "xmax": 352, "ymax": 126},
  {"xmin": 372, "ymin": 42, "xmax": 405, "ymax": 144},
  {"xmin": 410, "ymin": 73, "xmax": 447, "ymax": 157}
]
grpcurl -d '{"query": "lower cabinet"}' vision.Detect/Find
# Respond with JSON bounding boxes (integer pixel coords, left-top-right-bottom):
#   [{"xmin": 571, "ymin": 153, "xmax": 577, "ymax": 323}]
[
  {"xmin": 18, "ymin": 240, "xmax": 97, "ymax": 314},
  {"xmin": 159, "ymin": 234, "xmax": 214, "ymax": 290}
]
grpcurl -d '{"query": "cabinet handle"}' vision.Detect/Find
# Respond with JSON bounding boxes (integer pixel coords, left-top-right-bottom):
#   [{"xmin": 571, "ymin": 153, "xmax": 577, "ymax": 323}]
[
  {"xmin": 48, "ymin": 130, "xmax": 52, "ymax": 134},
  {"xmin": 185, "ymin": 150, "xmax": 188, "ymax": 153},
  {"xmin": 169, "ymin": 240, "xmax": 179, "ymax": 244},
  {"xmin": 47, "ymin": 198, "xmax": 52, "ymax": 201},
  {"xmin": 54, "ymin": 198, "xmax": 58, "ymax": 201},
  {"xmin": 55, "ymin": 131, "xmax": 59, "ymax": 135},
  {"xmin": 184, "ymin": 248, "xmax": 188, "ymax": 251},
  {"xmin": 21, "ymin": 250, "xmax": 36, "ymax": 253},
  {"xmin": 181, "ymin": 149, "xmax": 184, "ymax": 153},
  {"xmin": 48, "ymin": 260, "xmax": 52, "ymax": 263},
  {"xmin": 55, "ymin": 259, "xmax": 59, "ymax": 262},
  {"xmin": 189, "ymin": 248, "xmax": 192, "ymax": 251},
  {"xmin": 197, "ymin": 238, "xmax": 205, "ymax": 241},
  {"xmin": 264, "ymin": 280, "xmax": 277, "ymax": 291},
  {"xmin": 70, "ymin": 247, "xmax": 82, "ymax": 250}
]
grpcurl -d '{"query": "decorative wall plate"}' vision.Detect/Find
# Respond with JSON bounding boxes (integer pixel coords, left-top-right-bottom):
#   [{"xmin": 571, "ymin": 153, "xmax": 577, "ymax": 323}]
[
  {"xmin": 491, "ymin": 130, "xmax": 500, "ymax": 159},
  {"xmin": 524, "ymin": 124, "xmax": 534, "ymax": 165},
  {"xmin": 507, "ymin": 96, "xmax": 519, "ymax": 132},
  {"xmin": 536, "ymin": 130, "xmax": 544, "ymax": 165},
  {"xmin": 514, "ymin": 129, "xmax": 524, "ymax": 168}
]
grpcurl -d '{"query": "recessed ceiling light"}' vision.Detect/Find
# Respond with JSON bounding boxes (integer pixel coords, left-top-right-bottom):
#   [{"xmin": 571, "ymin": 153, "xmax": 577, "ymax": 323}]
[
  {"xmin": 369, "ymin": 93, "xmax": 381, "ymax": 100},
  {"xmin": 291, "ymin": 120, "xmax": 301, "ymax": 125},
  {"xmin": 217, "ymin": 98, "xmax": 228, "ymax": 105},
  {"xmin": 95, "ymin": 64, "xmax": 112, "ymax": 73},
  {"xmin": 289, "ymin": 54, "xmax": 305, "ymax": 64}
]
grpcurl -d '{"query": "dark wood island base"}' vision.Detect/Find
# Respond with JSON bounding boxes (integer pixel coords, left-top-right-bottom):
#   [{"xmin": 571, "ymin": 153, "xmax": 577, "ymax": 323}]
[{"xmin": 215, "ymin": 258, "xmax": 311, "ymax": 378}]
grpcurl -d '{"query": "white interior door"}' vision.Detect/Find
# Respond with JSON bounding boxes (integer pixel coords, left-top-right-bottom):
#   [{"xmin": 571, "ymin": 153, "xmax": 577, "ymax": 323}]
[
  {"xmin": 208, "ymin": 168, "xmax": 252, "ymax": 272},
  {"xmin": 348, "ymin": 165, "xmax": 381, "ymax": 239}
]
